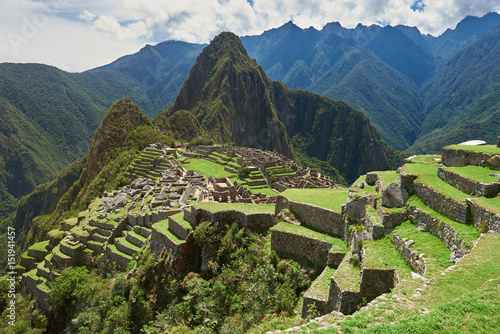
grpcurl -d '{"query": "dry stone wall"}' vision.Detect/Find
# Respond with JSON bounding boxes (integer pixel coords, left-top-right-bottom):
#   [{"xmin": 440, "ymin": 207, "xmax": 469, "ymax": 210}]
[
  {"xmin": 270, "ymin": 229, "xmax": 332, "ymax": 267},
  {"xmin": 437, "ymin": 167, "xmax": 499, "ymax": 197},
  {"xmin": 442, "ymin": 148, "xmax": 500, "ymax": 170},
  {"xmin": 194, "ymin": 207, "xmax": 276, "ymax": 231},
  {"xmin": 392, "ymin": 232, "xmax": 426, "ymax": 276},
  {"xmin": 275, "ymin": 196, "xmax": 345, "ymax": 235},
  {"xmin": 467, "ymin": 199, "xmax": 500, "ymax": 233},
  {"xmin": 359, "ymin": 268, "xmax": 398, "ymax": 298},
  {"xmin": 408, "ymin": 206, "xmax": 471, "ymax": 252},
  {"xmin": 413, "ymin": 183, "xmax": 469, "ymax": 224}
]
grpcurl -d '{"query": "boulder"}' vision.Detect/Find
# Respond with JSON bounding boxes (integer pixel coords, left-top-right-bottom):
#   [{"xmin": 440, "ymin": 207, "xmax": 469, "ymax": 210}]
[
  {"xmin": 381, "ymin": 183, "xmax": 408, "ymax": 208},
  {"xmin": 365, "ymin": 173, "xmax": 379, "ymax": 186},
  {"xmin": 358, "ymin": 182, "xmax": 365, "ymax": 189}
]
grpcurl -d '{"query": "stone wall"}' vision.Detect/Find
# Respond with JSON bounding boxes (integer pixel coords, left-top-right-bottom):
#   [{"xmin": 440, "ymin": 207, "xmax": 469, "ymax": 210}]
[
  {"xmin": 413, "ymin": 183, "xmax": 469, "ymax": 224},
  {"xmin": 408, "ymin": 206, "xmax": 471, "ymax": 252},
  {"xmin": 328, "ymin": 277, "xmax": 362, "ymax": 315},
  {"xmin": 467, "ymin": 199, "xmax": 500, "ymax": 233},
  {"xmin": 437, "ymin": 167, "xmax": 499, "ymax": 197},
  {"xmin": 21, "ymin": 274, "xmax": 50, "ymax": 314},
  {"xmin": 498, "ymin": 136, "xmax": 500, "ymax": 148},
  {"xmin": 442, "ymin": 148, "xmax": 500, "ymax": 170},
  {"xmin": 270, "ymin": 229, "xmax": 332, "ymax": 267},
  {"xmin": 194, "ymin": 207, "xmax": 276, "ymax": 232},
  {"xmin": 328, "ymin": 251, "xmax": 346, "ymax": 268},
  {"xmin": 377, "ymin": 206, "xmax": 407, "ymax": 234},
  {"xmin": 275, "ymin": 196, "xmax": 345, "ymax": 236},
  {"xmin": 392, "ymin": 232, "xmax": 426, "ymax": 276},
  {"xmin": 359, "ymin": 268, "xmax": 398, "ymax": 299}
]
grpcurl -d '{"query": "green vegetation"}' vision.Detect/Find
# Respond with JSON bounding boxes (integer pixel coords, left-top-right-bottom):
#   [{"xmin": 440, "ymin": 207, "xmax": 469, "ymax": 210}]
[
  {"xmin": 362, "ymin": 234, "xmax": 412, "ymax": 279},
  {"xmin": 307, "ymin": 265, "xmax": 336, "ymax": 298},
  {"xmin": 446, "ymin": 165, "xmax": 500, "ymax": 183},
  {"xmin": 281, "ymin": 188, "xmax": 349, "ymax": 212},
  {"xmin": 407, "ymin": 196, "xmax": 481, "ymax": 246},
  {"xmin": 444, "ymin": 144, "xmax": 500, "ymax": 155},
  {"xmin": 395, "ymin": 221, "xmax": 452, "ymax": 278},
  {"xmin": 471, "ymin": 196, "xmax": 500, "ymax": 215},
  {"xmin": 402, "ymin": 162, "xmax": 470, "ymax": 202},
  {"xmin": 272, "ymin": 222, "xmax": 346, "ymax": 251},
  {"xmin": 350, "ymin": 175, "xmax": 377, "ymax": 194},
  {"xmin": 333, "ymin": 252, "xmax": 362, "ymax": 291},
  {"xmin": 181, "ymin": 158, "xmax": 234, "ymax": 178}
]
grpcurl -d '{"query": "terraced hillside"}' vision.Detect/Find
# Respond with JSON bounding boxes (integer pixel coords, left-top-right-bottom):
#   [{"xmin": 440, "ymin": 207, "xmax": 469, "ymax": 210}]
[{"xmin": 15, "ymin": 142, "xmax": 500, "ymax": 333}]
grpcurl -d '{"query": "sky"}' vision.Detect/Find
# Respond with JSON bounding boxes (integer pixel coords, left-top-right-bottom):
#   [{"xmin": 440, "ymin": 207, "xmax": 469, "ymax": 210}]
[{"xmin": 1, "ymin": 0, "xmax": 499, "ymax": 72}]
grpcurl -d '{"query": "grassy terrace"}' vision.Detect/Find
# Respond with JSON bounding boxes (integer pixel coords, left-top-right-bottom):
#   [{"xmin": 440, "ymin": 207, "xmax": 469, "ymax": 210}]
[
  {"xmin": 395, "ymin": 221, "xmax": 452, "ymax": 278},
  {"xmin": 402, "ymin": 161, "xmax": 470, "ymax": 202},
  {"xmin": 181, "ymin": 158, "xmax": 234, "ymax": 177},
  {"xmin": 271, "ymin": 222, "xmax": 347, "ymax": 251},
  {"xmin": 281, "ymin": 188, "xmax": 349, "ymax": 212},
  {"xmin": 247, "ymin": 186, "xmax": 277, "ymax": 197},
  {"xmin": 407, "ymin": 196, "xmax": 481, "ymax": 246},
  {"xmin": 108, "ymin": 244, "xmax": 133, "ymax": 260},
  {"xmin": 153, "ymin": 220, "xmax": 185, "ymax": 244},
  {"xmin": 470, "ymin": 196, "xmax": 500, "ymax": 215},
  {"xmin": 29, "ymin": 240, "xmax": 50, "ymax": 252},
  {"xmin": 362, "ymin": 234, "xmax": 412, "ymax": 279},
  {"xmin": 374, "ymin": 170, "xmax": 399, "ymax": 184},
  {"xmin": 366, "ymin": 207, "xmax": 383, "ymax": 226},
  {"xmin": 194, "ymin": 202, "xmax": 275, "ymax": 214},
  {"xmin": 350, "ymin": 175, "xmax": 377, "ymax": 194},
  {"xmin": 333, "ymin": 252, "xmax": 362, "ymax": 291},
  {"xmin": 307, "ymin": 265, "xmax": 336, "ymax": 298},
  {"xmin": 445, "ymin": 144, "xmax": 500, "ymax": 155},
  {"xmin": 445, "ymin": 165, "xmax": 500, "ymax": 184},
  {"xmin": 170, "ymin": 212, "xmax": 192, "ymax": 230}
]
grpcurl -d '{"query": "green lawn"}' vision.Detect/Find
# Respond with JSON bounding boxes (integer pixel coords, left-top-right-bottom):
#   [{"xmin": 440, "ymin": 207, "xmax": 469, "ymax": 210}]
[
  {"xmin": 395, "ymin": 221, "xmax": 452, "ymax": 279},
  {"xmin": 350, "ymin": 175, "xmax": 377, "ymax": 194},
  {"xmin": 29, "ymin": 240, "xmax": 50, "ymax": 252},
  {"xmin": 445, "ymin": 165, "xmax": 500, "ymax": 184},
  {"xmin": 406, "ymin": 154, "xmax": 441, "ymax": 164},
  {"xmin": 362, "ymin": 234, "xmax": 412, "ymax": 279},
  {"xmin": 402, "ymin": 162, "xmax": 470, "ymax": 202},
  {"xmin": 170, "ymin": 212, "xmax": 192, "ymax": 230},
  {"xmin": 271, "ymin": 222, "xmax": 346, "ymax": 251},
  {"xmin": 194, "ymin": 202, "xmax": 275, "ymax": 214},
  {"xmin": 307, "ymin": 265, "xmax": 336, "ymax": 298},
  {"xmin": 445, "ymin": 144, "xmax": 500, "ymax": 155},
  {"xmin": 281, "ymin": 188, "xmax": 349, "ymax": 212},
  {"xmin": 333, "ymin": 252, "xmax": 362, "ymax": 291},
  {"xmin": 373, "ymin": 170, "xmax": 399, "ymax": 184},
  {"xmin": 181, "ymin": 158, "xmax": 234, "ymax": 177}
]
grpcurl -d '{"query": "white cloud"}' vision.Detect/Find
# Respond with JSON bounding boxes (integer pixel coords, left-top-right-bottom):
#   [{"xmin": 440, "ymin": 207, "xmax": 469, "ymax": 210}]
[{"xmin": 0, "ymin": 0, "xmax": 499, "ymax": 71}]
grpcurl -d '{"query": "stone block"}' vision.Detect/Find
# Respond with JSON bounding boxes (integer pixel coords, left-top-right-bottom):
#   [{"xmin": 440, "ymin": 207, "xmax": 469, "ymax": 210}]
[
  {"xmin": 381, "ymin": 183, "xmax": 408, "ymax": 208},
  {"xmin": 365, "ymin": 173, "xmax": 379, "ymax": 186}
]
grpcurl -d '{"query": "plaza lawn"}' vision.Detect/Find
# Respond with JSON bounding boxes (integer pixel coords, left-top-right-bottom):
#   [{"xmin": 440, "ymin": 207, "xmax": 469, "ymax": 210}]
[
  {"xmin": 281, "ymin": 188, "xmax": 349, "ymax": 212},
  {"xmin": 445, "ymin": 145, "xmax": 500, "ymax": 155},
  {"xmin": 181, "ymin": 158, "xmax": 234, "ymax": 178}
]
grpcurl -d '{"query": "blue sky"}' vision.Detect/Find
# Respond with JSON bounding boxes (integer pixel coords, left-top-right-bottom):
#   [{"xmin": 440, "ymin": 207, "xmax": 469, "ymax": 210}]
[{"xmin": 0, "ymin": 0, "xmax": 499, "ymax": 72}]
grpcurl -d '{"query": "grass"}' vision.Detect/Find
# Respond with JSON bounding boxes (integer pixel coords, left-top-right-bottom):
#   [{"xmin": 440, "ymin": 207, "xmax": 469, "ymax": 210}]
[
  {"xmin": 373, "ymin": 170, "xmax": 399, "ymax": 184},
  {"xmin": 445, "ymin": 165, "xmax": 500, "ymax": 183},
  {"xmin": 350, "ymin": 175, "xmax": 377, "ymax": 195},
  {"xmin": 271, "ymin": 222, "xmax": 347, "ymax": 251},
  {"xmin": 247, "ymin": 186, "xmax": 278, "ymax": 197},
  {"xmin": 181, "ymin": 158, "xmax": 234, "ymax": 177},
  {"xmin": 281, "ymin": 188, "xmax": 349, "ymax": 212},
  {"xmin": 366, "ymin": 207, "xmax": 383, "ymax": 226},
  {"xmin": 153, "ymin": 220, "xmax": 185, "ymax": 244},
  {"xmin": 108, "ymin": 243, "xmax": 133, "ymax": 260},
  {"xmin": 470, "ymin": 196, "xmax": 500, "ymax": 215},
  {"xmin": 29, "ymin": 240, "xmax": 50, "ymax": 252},
  {"xmin": 333, "ymin": 252, "xmax": 362, "ymax": 291},
  {"xmin": 394, "ymin": 221, "xmax": 452, "ymax": 278},
  {"xmin": 63, "ymin": 217, "xmax": 78, "ymax": 228},
  {"xmin": 445, "ymin": 144, "xmax": 500, "ymax": 155},
  {"xmin": 194, "ymin": 202, "xmax": 275, "ymax": 214},
  {"xmin": 402, "ymin": 162, "xmax": 470, "ymax": 202},
  {"xmin": 170, "ymin": 212, "xmax": 192, "ymax": 230},
  {"xmin": 407, "ymin": 196, "xmax": 481, "ymax": 247},
  {"xmin": 362, "ymin": 234, "xmax": 412, "ymax": 279},
  {"xmin": 307, "ymin": 265, "xmax": 336, "ymax": 299}
]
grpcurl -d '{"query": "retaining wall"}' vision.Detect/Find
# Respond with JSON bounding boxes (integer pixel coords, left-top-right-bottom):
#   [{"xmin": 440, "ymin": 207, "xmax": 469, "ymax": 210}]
[
  {"xmin": 359, "ymin": 268, "xmax": 398, "ymax": 298},
  {"xmin": 413, "ymin": 183, "xmax": 469, "ymax": 224},
  {"xmin": 442, "ymin": 148, "xmax": 500, "ymax": 170},
  {"xmin": 437, "ymin": 167, "xmax": 499, "ymax": 197},
  {"xmin": 467, "ymin": 199, "xmax": 500, "ymax": 233},
  {"xmin": 392, "ymin": 232, "xmax": 426, "ymax": 276}
]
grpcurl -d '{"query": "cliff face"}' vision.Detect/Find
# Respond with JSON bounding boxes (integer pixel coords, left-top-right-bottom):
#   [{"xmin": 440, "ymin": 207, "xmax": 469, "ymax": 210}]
[{"xmin": 155, "ymin": 32, "xmax": 404, "ymax": 182}]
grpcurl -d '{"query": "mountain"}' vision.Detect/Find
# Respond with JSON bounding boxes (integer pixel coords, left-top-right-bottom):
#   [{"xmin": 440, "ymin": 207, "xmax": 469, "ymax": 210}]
[
  {"xmin": 241, "ymin": 23, "xmax": 425, "ymax": 150},
  {"xmin": 408, "ymin": 25, "xmax": 500, "ymax": 154},
  {"xmin": 156, "ymin": 32, "xmax": 404, "ymax": 183}
]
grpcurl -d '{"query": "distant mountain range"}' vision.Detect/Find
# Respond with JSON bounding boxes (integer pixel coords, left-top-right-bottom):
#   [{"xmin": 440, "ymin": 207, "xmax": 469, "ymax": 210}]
[{"xmin": 0, "ymin": 12, "xmax": 499, "ymax": 224}]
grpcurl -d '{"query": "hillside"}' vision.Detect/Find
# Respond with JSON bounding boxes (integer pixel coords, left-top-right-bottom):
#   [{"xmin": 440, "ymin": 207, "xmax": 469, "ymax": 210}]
[
  {"xmin": 155, "ymin": 32, "xmax": 403, "ymax": 183},
  {"xmin": 4, "ymin": 121, "xmax": 500, "ymax": 333}
]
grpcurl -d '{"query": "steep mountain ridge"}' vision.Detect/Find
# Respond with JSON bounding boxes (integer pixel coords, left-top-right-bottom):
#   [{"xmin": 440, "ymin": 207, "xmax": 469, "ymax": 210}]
[{"xmin": 156, "ymin": 32, "xmax": 404, "ymax": 183}]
